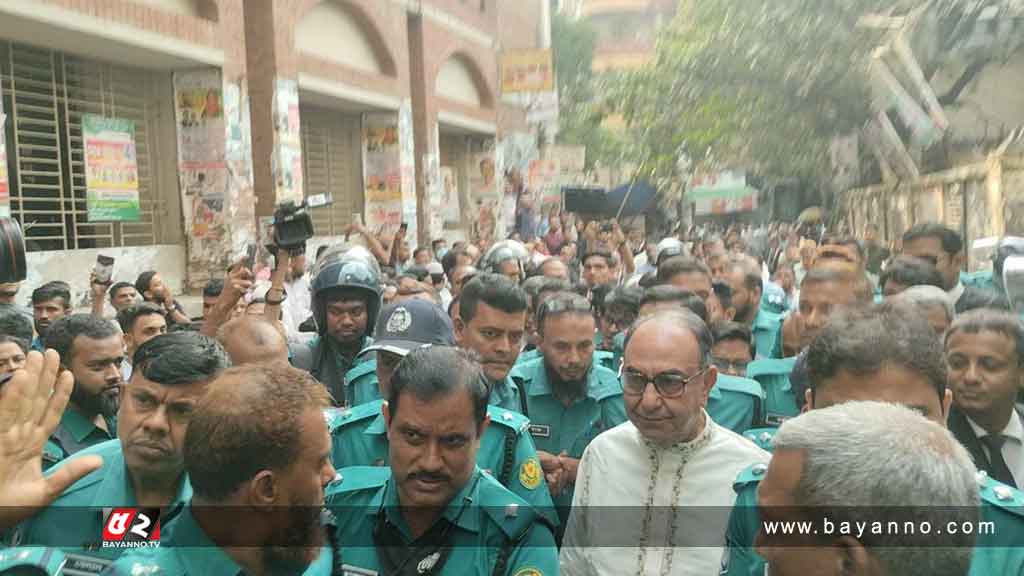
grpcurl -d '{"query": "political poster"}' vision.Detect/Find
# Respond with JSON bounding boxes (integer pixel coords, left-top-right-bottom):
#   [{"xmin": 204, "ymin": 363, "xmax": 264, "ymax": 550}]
[{"xmin": 82, "ymin": 114, "xmax": 140, "ymax": 221}]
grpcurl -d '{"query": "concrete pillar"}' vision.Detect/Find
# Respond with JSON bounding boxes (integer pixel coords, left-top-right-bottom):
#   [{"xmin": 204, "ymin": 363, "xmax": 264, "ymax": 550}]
[{"xmin": 407, "ymin": 14, "xmax": 434, "ymax": 247}]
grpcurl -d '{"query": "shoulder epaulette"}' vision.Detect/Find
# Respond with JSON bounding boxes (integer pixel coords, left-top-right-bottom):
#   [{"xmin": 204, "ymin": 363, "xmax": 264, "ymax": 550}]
[
  {"xmin": 747, "ymin": 357, "xmax": 797, "ymax": 379},
  {"xmin": 733, "ymin": 462, "xmax": 770, "ymax": 491},
  {"xmin": 742, "ymin": 427, "xmax": 777, "ymax": 452},
  {"xmin": 324, "ymin": 402, "xmax": 381, "ymax": 433},
  {"xmin": 477, "ymin": 472, "xmax": 545, "ymax": 540},
  {"xmin": 344, "ymin": 361, "xmax": 377, "ymax": 383},
  {"xmin": 716, "ymin": 375, "xmax": 765, "ymax": 399},
  {"xmin": 486, "ymin": 406, "xmax": 530, "ymax": 434},
  {"xmin": 977, "ymin": 472, "xmax": 1024, "ymax": 519},
  {"xmin": 328, "ymin": 466, "xmax": 390, "ymax": 496},
  {"xmin": 0, "ymin": 547, "xmax": 68, "ymax": 575}
]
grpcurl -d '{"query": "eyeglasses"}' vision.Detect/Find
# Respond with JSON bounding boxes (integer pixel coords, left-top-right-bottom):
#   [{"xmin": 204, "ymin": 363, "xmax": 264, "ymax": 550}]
[
  {"xmin": 712, "ymin": 357, "xmax": 750, "ymax": 374},
  {"xmin": 537, "ymin": 295, "xmax": 593, "ymax": 327},
  {"xmin": 620, "ymin": 367, "xmax": 707, "ymax": 398}
]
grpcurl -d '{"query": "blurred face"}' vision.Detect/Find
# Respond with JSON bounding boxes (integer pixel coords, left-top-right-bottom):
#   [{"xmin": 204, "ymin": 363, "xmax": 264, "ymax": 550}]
[
  {"xmin": 146, "ymin": 274, "xmax": 167, "ymax": 302},
  {"xmin": 455, "ymin": 301, "xmax": 526, "ymax": 383},
  {"xmin": 667, "ymin": 272, "xmax": 712, "ymax": 303},
  {"xmin": 414, "ymin": 250, "xmax": 432, "ymax": 267},
  {"xmin": 0, "ymin": 342, "xmax": 26, "ymax": 375},
  {"xmin": 450, "ymin": 267, "xmax": 475, "ymax": 297},
  {"xmin": 496, "ymin": 260, "xmax": 521, "ymax": 284},
  {"xmin": 68, "ymin": 335, "xmax": 124, "ymax": 418},
  {"xmin": 622, "ymin": 323, "xmax": 715, "ymax": 446},
  {"xmin": 583, "ymin": 256, "xmax": 612, "ymax": 288},
  {"xmin": 398, "ymin": 242, "xmax": 411, "ymax": 263},
  {"xmin": 599, "ymin": 304, "xmax": 635, "ymax": 345},
  {"xmin": 325, "ymin": 296, "xmax": 369, "ymax": 345},
  {"xmin": 774, "ymin": 268, "xmax": 795, "ymax": 294},
  {"xmin": 725, "ymin": 269, "xmax": 760, "ymax": 325},
  {"xmin": 112, "ymin": 287, "xmax": 138, "ymax": 311},
  {"xmin": 705, "ymin": 292, "xmax": 735, "ymax": 324},
  {"xmin": 540, "ymin": 259, "xmax": 570, "ymax": 281},
  {"xmin": 756, "ymin": 449, "xmax": 851, "ymax": 575},
  {"xmin": 539, "ymin": 312, "xmax": 596, "ymax": 385},
  {"xmin": 265, "ymin": 407, "xmax": 335, "ymax": 574},
  {"xmin": 125, "ymin": 313, "xmax": 167, "ymax": 357},
  {"xmin": 711, "ymin": 338, "xmax": 752, "ymax": 377},
  {"xmin": 33, "ymin": 298, "xmax": 69, "ymax": 337},
  {"xmin": 0, "ymin": 283, "xmax": 20, "ymax": 305},
  {"xmin": 797, "ymin": 280, "xmax": 859, "ymax": 349},
  {"xmin": 118, "ymin": 373, "xmax": 207, "ymax": 479},
  {"xmin": 385, "ymin": 389, "xmax": 487, "ymax": 510},
  {"xmin": 903, "ymin": 236, "xmax": 960, "ymax": 291},
  {"xmin": 376, "ymin": 350, "xmax": 403, "ymax": 397},
  {"xmin": 202, "ymin": 295, "xmax": 219, "ymax": 317},
  {"xmin": 946, "ymin": 330, "xmax": 1021, "ymax": 423},
  {"xmin": 810, "ymin": 364, "xmax": 950, "ymax": 424},
  {"xmin": 706, "ymin": 253, "xmax": 729, "ymax": 281}
]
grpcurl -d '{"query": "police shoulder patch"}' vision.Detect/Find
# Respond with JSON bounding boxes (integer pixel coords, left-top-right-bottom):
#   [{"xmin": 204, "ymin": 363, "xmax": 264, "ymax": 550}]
[
  {"xmin": 519, "ymin": 457, "xmax": 542, "ymax": 491},
  {"xmin": 512, "ymin": 568, "xmax": 542, "ymax": 576}
]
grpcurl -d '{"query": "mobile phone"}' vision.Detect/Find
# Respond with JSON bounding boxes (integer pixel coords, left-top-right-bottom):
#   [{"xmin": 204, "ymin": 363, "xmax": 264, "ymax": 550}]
[
  {"xmin": 94, "ymin": 255, "xmax": 115, "ymax": 285},
  {"xmin": 399, "ymin": 222, "xmax": 408, "ymax": 232},
  {"xmin": 245, "ymin": 243, "xmax": 258, "ymax": 271}
]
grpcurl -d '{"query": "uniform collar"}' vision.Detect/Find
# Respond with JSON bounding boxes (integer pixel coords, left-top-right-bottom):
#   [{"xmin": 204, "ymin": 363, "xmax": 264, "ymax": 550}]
[
  {"xmin": 90, "ymin": 446, "xmax": 192, "ymax": 522},
  {"xmin": 374, "ymin": 468, "xmax": 484, "ymax": 539},
  {"xmin": 525, "ymin": 356, "xmax": 608, "ymax": 401},
  {"xmin": 174, "ymin": 505, "xmax": 247, "ymax": 576},
  {"xmin": 60, "ymin": 408, "xmax": 111, "ymax": 444},
  {"xmin": 366, "ymin": 412, "xmax": 387, "ymax": 436}
]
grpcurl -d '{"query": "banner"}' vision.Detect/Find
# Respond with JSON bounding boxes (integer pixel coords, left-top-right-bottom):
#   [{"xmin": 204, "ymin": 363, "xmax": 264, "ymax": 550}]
[
  {"xmin": 174, "ymin": 70, "xmax": 227, "ymax": 240},
  {"xmin": 688, "ymin": 170, "xmax": 759, "ymax": 216},
  {"xmin": 363, "ymin": 114, "xmax": 403, "ymax": 235},
  {"xmin": 469, "ymin": 142, "xmax": 500, "ymax": 244},
  {"xmin": 500, "ymin": 49, "xmax": 554, "ymax": 94},
  {"xmin": 273, "ymin": 78, "xmax": 303, "ymax": 205},
  {"xmin": 82, "ymin": 114, "xmax": 140, "ymax": 221},
  {"xmin": 0, "ymin": 113, "xmax": 9, "ymax": 217}
]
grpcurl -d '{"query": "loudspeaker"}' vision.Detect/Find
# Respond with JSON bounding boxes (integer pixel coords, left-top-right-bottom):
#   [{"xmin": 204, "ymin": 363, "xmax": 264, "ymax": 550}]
[
  {"xmin": 0, "ymin": 218, "xmax": 27, "ymax": 283},
  {"xmin": 562, "ymin": 186, "xmax": 607, "ymax": 214}
]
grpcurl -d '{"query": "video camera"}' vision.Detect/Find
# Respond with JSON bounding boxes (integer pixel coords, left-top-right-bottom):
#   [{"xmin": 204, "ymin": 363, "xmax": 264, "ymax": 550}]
[
  {"xmin": 0, "ymin": 217, "xmax": 27, "ymax": 284},
  {"xmin": 270, "ymin": 194, "xmax": 331, "ymax": 255}
]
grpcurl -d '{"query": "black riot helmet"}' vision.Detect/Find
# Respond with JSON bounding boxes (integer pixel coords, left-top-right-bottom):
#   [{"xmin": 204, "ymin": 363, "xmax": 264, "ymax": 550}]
[
  {"xmin": 310, "ymin": 245, "xmax": 383, "ymax": 337},
  {"xmin": 480, "ymin": 239, "xmax": 530, "ymax": 283},
  {"xmin": 994, "ymin": 236, "xmax": 1024, "ymax": 290}
]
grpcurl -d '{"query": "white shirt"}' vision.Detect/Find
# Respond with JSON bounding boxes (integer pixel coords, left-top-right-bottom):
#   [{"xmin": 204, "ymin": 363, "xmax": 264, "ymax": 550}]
[
  {"xmin": 283, "ymin": 274, "xmax": 312, "ymax": 337},
  {"xmin": 966, "ymin": 409, "xmax": 1024, "ymax": 488},
  {"xmin": 560, "ymin": 414, "xmax": 770, "ymax": 576},
  {"xmin": 948, "ymin": 281, "xmax": 965, "ymax": 307}
]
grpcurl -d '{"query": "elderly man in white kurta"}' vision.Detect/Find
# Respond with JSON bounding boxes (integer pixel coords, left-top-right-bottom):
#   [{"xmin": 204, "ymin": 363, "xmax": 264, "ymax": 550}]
[{"xmin": 560, "ymin": 310, "xmax": 769, "ymax": 575}]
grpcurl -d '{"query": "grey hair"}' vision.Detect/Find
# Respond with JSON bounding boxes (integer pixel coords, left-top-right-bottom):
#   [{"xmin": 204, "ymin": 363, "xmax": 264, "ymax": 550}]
[
  {"xmin": 623, "ymin": 309, "xmax": 713, "ymax": 368},
  {"xmin": 892, "ymin": 285, "xmax": 954, "ymax": 323},
  {"xmin": 774, "ymin": 401, "xmax": 978, "ymax": 576}
]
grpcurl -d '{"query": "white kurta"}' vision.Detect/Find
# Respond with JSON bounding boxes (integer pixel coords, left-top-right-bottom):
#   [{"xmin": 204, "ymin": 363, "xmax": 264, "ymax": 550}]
[{"xmin": 560, "ymin": 414, "xmax": 770, "ymax": 576}]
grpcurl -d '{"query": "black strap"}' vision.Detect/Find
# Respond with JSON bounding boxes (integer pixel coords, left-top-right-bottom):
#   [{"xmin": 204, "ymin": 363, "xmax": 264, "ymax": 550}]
[
  {"xmin": 980, "ymin": 434, "xmax": 1017, "ymax": 488},
  {"xmin": 498, "ymin": 427, "xmax": 518, "ymax": 488},
  {"xmin": 513, "ymin": 377, "xmax": 529, "ymax": 418},
  {"xmin": 491, "ymin": 535, "xmax": 514, "ymax": 576}
]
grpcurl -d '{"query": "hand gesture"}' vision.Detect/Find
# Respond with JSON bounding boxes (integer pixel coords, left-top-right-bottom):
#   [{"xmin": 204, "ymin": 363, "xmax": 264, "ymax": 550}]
[
  {"xmin": 89, "ymin": 273, "xmax": 107, "ymax": 300},
  {"xmin": 537, "ymin": 450, "xmax": 565, "ymax": 497},
  {"xmin": 0, "ymin": 351, "xmax": 103, "ymax": 531},
  {"xmin": 225, "ymin": 261, "xmax": 255, "ymax": 298}
]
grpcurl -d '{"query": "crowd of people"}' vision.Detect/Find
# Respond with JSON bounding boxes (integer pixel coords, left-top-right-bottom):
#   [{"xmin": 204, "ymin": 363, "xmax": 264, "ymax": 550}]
[{"xmin": 0, "ymin": 214, "xmax": 1022, "ymax": 575}]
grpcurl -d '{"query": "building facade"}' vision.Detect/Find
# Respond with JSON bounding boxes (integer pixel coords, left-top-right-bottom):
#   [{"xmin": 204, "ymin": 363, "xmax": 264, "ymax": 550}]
[{"xmin": 0, "ymin": 0, "xmax": 544, "ymax": 299}]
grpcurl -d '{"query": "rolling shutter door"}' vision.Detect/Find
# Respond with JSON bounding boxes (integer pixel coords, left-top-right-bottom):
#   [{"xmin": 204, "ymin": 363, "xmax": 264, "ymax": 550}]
[{"xmin": 300, "ymin": 105, "xmax": 363, "ymax": 236}]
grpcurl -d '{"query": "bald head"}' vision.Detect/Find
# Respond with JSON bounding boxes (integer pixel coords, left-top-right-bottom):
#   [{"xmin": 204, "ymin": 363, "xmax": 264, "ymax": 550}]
[{"xmin": 217, "ymin": 317, "xmax": 289, "ymax": 365}]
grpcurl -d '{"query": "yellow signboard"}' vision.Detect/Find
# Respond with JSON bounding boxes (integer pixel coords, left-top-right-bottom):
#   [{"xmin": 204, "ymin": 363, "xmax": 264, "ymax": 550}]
[{"xmin": 501, "ymin": 49, "xmax": 554, "ymax": 94}]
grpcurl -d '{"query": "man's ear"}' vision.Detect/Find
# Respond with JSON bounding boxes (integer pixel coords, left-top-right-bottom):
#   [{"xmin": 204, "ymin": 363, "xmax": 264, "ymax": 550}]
[
  {"xmin": 700, "ymin": 366, "xmax": 718, "ymax": 406},
  {"xmin": 453, "ymin": 318, "xmax": 465, "ymax": 345},
  {"xmin": 835, "ymin": 535, "xmax": 875, "ymax": 576},
  {"xmin": 247, "ymin": 470, "xmax": 278, "ymax": 508},
  {"xmin": 953, "ymin": 251, "xmax": 966, "ymax": 271},
  {"xmin": 803, "ymin": 389, "xmax": 813, "ymax": 413}
]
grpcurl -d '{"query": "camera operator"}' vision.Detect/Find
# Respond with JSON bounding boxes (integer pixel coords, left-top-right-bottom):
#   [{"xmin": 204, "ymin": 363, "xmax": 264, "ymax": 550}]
[{"xmin": 134, "ymin": 271, "xmax": 190, "ymax": 326}]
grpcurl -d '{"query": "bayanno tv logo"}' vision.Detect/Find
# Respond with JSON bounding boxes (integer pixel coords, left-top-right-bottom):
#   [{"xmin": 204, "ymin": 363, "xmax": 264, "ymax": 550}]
[{"xmin": 101, "ymin": 508, "xmax": 161, "ymax": 549}]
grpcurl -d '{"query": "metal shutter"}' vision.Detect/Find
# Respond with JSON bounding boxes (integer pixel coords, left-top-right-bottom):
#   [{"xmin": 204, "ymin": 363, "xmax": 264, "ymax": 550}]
[
  {"xmin": 300, "ymin": 105, "xmax": 363, "ymax": 236},
  {"xmin": 0, "ymin": 41, "xmax": 166, "ymax": 251}
]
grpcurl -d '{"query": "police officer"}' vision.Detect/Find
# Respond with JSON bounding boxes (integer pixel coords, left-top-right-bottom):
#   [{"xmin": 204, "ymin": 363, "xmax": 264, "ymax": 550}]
[
  {"xmin": 103, "ymin": 362, "xmax": 336, "ymax": 576},
  {"xmin": 328, "ymin": 298, "xmax": 558, "ymax": 526},
  {"xmin": 12, "ymin": 333, "xmax": 230, "ymax": 574},
  {"xmin": 456, "ymin": 274, "xmax": 530, "ymax": 412},
  {"xmin": 327, "ymin": 347, "xmax": 558, "ymax": 575},
  {"xmin": 508, "ymin": 292, "xmax": 627, "ymax": 529},
  {"xmin": 721, "ymin": 256, "xmax": 782, "ymax": 359},
  {"xmin": 42, "ymin": 314, "xmax": 124, "ymax": 468},
  {"xmin": 721, "ymin": 303, "xmax": 1024, "ymax": 576},
  {"xmin": 291, "ymin": 245, "xmax": 383, "ymax": 406},
  {"xmin": 480, "ymin": 239, "xmax": 530, "ymax": 284}
]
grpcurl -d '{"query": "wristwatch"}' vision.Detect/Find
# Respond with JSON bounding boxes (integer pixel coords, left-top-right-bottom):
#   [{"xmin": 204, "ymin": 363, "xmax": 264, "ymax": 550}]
[{"xmin": 266, "ymin": 287, "xmax": 288, "ymax": 306}]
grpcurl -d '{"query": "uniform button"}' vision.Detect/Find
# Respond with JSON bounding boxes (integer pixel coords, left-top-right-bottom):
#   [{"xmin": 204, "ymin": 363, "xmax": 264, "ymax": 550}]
[
  {"xmin": 505, "ymin": 503, "xmax": 519, "ymax": 518},
  {"xmin": 502, "ymin": 411, "xmax": 513, "ymax": 421},
  {"xmin": 759, "ymin": 432, "xmax": 772, "ymax": 443},
  {"xmin": 752, "ymin": 463, "xmax": 768, "ymax": 476},
  {"xmin": 994, "ymin": 486, "xmax": 1014, "ymax": 501}
]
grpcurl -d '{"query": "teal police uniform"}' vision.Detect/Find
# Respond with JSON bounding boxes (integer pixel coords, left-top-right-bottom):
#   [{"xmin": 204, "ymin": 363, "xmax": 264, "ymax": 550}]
[
  {"xmin": 751, "ymin": 310, "xmax": 783, "ymax": 360},
  {"xmin": 741, "ymin": 427, "xmax": 777, "ymax": 451},
  {"xmin": 290, "ymin": 335, "xmax": 374, "ymax": 407},
  {"xmin": 760, "ymin": 281, "xmax": 790, "ymax": 314},
  {"xmin": 325, "ymin": 466, "xmax": 559, "ymax": 576},
  {"xmin": 745, "ymin": 357, "xmax": 798, "ymax": 427},
  {"xmin": 516, "ymin": 348, "xmax": 616, "ymax": 371},
  {"xmin": 508, "ymin": 357, "xmax": 627, "ymax": 526},
  {"xmin": 343, "ymin": 357, "xmax": 381, "ymax": 407},
  {"xmin": 0, "ymin": 547, "xmax": 67, "ymax": 575},
  {"xmin": 10, "ymin": 440, "xmax": 191, "ymax": 575},
  {"xmin": 102, "ymin": 505, "xmax": 334, "ymax": 576},
  {"xmin": 707, "ymin": 375, "xmax": 765, "ymax": 435},
  {"xmin": 326, "ymin": 401, "xmax": 559, "ymax": 527},
  {"xmin": 489, "ymin": 374, "xmax": 525, "ymax": 413},
  {"xmin": 43, "ymin": 408, "xmax": 116, "ymax": 471},
  {"xmin": 962, "ymin": 269, "xmax": 996, "ymax": 293},
  {"xmin": 721, "ymin": 459, "xmax": 1024, "ymax": 576}
]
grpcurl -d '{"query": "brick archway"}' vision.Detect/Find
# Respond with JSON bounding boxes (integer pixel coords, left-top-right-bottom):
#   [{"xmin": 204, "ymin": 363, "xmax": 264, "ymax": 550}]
[
  {"xmin": 296, "ymin": 0, "xmax": 398, "ymax": 77},
  {"xmin": 435, "ymin": 49, "xmax": 495, "ymax": 110}
]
